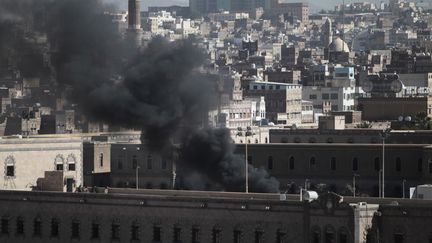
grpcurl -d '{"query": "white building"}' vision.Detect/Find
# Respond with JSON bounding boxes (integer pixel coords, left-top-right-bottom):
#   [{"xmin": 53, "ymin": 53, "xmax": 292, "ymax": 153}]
[{"xmin": 302, "ymin": 86, "xmax": 357, "ymax": 113}]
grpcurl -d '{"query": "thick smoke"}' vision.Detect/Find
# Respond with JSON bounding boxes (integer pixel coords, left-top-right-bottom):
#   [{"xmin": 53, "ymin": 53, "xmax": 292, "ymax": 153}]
[{"xmin": 0, "ymin": 0, "xmax": 279, "ymax": 193}]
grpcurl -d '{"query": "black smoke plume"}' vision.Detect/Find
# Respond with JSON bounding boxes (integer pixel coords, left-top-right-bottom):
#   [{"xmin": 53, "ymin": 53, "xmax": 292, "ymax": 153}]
[{"xmin": 0, "ymin": 0, "xmax": 279, "ymax": 193}]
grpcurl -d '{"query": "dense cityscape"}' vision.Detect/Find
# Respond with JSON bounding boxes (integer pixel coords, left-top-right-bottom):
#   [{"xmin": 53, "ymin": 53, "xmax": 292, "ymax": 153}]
[{"xmin": 0, "ymin": 0, "xmax": 432, "ymax": 242}]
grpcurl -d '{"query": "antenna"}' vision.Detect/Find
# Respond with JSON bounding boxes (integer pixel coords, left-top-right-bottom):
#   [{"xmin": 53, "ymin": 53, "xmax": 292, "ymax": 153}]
[{"xmin": 342, "ymin": 0, "xmax": 345, "ymax": 52}]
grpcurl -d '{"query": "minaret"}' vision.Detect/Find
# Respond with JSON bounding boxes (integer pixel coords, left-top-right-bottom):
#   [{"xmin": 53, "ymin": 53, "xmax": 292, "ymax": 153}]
[
  {"xmin": 127, "ymin": 0, "xmax": 142, "ymax": 46},
  {"xmin": 323, "ymin": 18, "xmax": 333, "ymax": 47},
  {"xmin": 128, "ymin": 0, "xmax": 141, "ymax": 30}
]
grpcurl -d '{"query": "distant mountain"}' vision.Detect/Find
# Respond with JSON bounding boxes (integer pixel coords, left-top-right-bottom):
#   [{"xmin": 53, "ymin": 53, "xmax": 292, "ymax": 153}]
[{"xmin": 103, "ymin": 0, "xmax": 386, "ymax": 12}]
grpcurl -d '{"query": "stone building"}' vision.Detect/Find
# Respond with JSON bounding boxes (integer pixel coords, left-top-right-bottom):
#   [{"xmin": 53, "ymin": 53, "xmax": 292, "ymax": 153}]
[
  {"xmin": 0, "ymin": 136, "xmax": 83, "ymax": 192},
  {"xmin": 0, "ymin": 189, "xmax": 377, "ymax": 243}
]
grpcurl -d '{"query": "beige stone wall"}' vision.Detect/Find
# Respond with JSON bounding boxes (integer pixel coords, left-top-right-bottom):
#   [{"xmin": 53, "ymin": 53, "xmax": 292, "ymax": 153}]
[{"xmin": 0, "ymin": 137, "xmax": 83, "ymax": 191}]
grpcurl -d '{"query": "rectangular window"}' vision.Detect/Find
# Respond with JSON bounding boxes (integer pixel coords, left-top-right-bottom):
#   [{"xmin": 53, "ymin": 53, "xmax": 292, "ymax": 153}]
[
  {"xmin": 118, "ymin": 159, "xmax": 123, "ymax": 170},
  {"xmin": 161, "ymin": 159, "xmax": 167, "ymax": 170},
  {"xmin": 374, "ymin": 158, "xmax": 380, "ymax": 171},
  {"xmin": 132, "ymin": 156, "xmax": 138, "ymax": 170},
  {"xmin": 1, "ymin": 218, "xmax": 9, "ymax": 235},
  {"xmin": 33, "ymin": 219, "xmax": 41, "ymax": 237},
  {"xmin": 147, "ymin": 155, "xmax": 153, "ymax": 170},
  {"xmin": 6, "ymin": 166, "xmax": 14, "ymax": 177},
  {"xmin": 396, "ymin": 158, "xmax": 401, "ymax": 172},
  {"xmin": 234, "ymin": 230, "xmax": 242, "ymax": 243},
  {"xmin": 99, "ymin": 153, "xmax": 104, "ymax": 167},
  {"xmin": 212, "ymin": 228, "xmax": 221, "ymax": 243},
  {"xmin": 56, "ymin": 164, "xmax": 63, "ymax": 171},
  {"xmin": 276, "ymin": 230, "xmax": 286, "ymax": 243},
  {"xmin": 153, "ymin": 225, "xmax": 161, "ymax": 241},
  {"xmin": 16, "ymin": 218, "xmax": 24, "ymax": 235},
  {"xmin": 131, "ymin": 224, "xmax": 139, "ymax": 241},
  {"xmin": 331, "ymin": 158, "xmax": 336, "ymax": 171},
  {"xmin": 91, "ymin": 223, "xmax": 99, "ymax": 239},
  {"xmin": 51, "ymin": 219, "xmax": 59, "ymax": 237},
  {"xmin": 268, "ymin": 156, "xmax": 273, "ymax": 170},
  {"xmin": 418, "ymin": 159, "xmax": 423, "ymax": 172},
  {"xmin": 352, "ymin": 158, "xmax": 359, "ymax": 171},
  {"xmin": 429, "ymin": 161, "xmax": 432, "ymax": 174},
  {"xmin": 322, "ymin": 93, "xmax": 329, "ymax": 100},
  {"xmin": 309, "ymin": 94, "xmax": 317, "ymax": 99},
  {"xmin": 71, "ymin": 221, "xmax": 80, "ymax": 239},
  {"xmin": 192, "ymin": 227, "xmax": 200, "ymax": 243},
  {"xmin": 330, "ymin": 93, "xmax": 338, "ymax": 99},
  {"xmin": 173, "ymin": 226, "xmax": 181, "ymax": 242},
  {"xmin": 247, "ymin": 156, "xmax": 252, "ymax": 165},
  {"xmin": 68, "ymin": 163, "xmax": 75, "ymax": 171},
  {"xmin": 111, "ymin": 224, "xmax": 120, "ymax": 240},
  {"xmin": 255, "ymin": 230, "xmax": 263, "ymax": 243}
]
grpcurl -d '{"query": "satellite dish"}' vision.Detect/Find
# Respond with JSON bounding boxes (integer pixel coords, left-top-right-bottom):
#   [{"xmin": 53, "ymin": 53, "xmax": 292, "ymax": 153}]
[
  {"xmin": 390, "ymin": 80, "xmax": 403, "ymax": 93},
  {"xmin": 405, "ymin": 116, "xmax": 412, "ymax": 122},
  {"xmin": 398, "ymin": 116, "xmax": 404, "ymax": 122},
  {"xmin": 362, "ymin": 81, "xmax": 374, "ymax": 93}
]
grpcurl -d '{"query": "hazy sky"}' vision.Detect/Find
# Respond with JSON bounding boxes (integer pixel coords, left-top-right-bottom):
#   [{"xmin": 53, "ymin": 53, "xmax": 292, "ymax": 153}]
[{"xmin": 103, "ymin": 0, "xmax": 387, "ymax": 12}]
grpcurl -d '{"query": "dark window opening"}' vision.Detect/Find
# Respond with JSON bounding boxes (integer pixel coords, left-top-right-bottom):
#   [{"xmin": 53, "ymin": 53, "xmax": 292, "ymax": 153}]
[
  {"xmin": 111, "ymin": 223, "xmax": 120, "ymax": 240},
  {"xmin": 396, "ymin": 158, "xmax": 402, "ymax": 172},
  {"xmin": 33, "ymin": 218, "xmax": 41, "ymax": 237},
  {"xmin": 71, "ymin": 221, "xmax": 80, "ymax": 239},
  {"xmin": 118, "ymin": 160, "xmax": 123, "ymax": 170},
  {"xmin": 132, "ymin": 155, "xmax": 138, "ymax": 169},
  {"xmin": 6, "ymin": 166, "xmax": 14, "ymax": 177},
  {"xmin": 1, "ymin": 218, "xmax": 9, "ymax": 235},
  {"xmin": 247, "ymin": 156, "xmax": 252, "ymax": 165},
  {"xmin": 56, "ymin": 164, "xmax": 63, "ymax": 171},
  {"xmin": 331, "ymin": 157, "xmax": 336, "ymax": 171},
  {"xmin": 131, "ymin": 223, "xmax": 139, "ymax": 241},
  {"xmin": 50, "ymin": 219, "xmax": 59, "ymax": 237},
  {"xmin": 310, "ymin": 157, "xmax": 316, "ymax": 170},
  {"xmin": 394, "ymin": 233, "xmax": 404, "ymax": 243},
  {"xmin": 374, "ymin": 157, "xmax": 380, "ymax": 171},
  {"xmin": 289, "ymin": 157, "xmax": 295, "ymax": 170},
  {"xmin": 147, "ymin": 155, "xmax": 153, "ymax": 170},
  {"xmin": 192, "ymin": 227, "xmax": 200, "ymax": 243},
  {"xmin": 268, "ymin": 156, "xmax": 273, "ymax": 170},
  {"xmin": 212, "ymin": 228, "xmax": 221, "ymax": 243},
  {"xmin": 234, "ymin": 229, "xmax": 242, "ymax": 243},
  {"xmin": 429, "ymin": 161, "xmax": 432, "ymax": 174},
  {"xmin": 312, "ymin": 230, "xmax": 320, "ymax": 243},
  {"xmin": 352, "ymin": 158, "xmax": 358, "ymax": 171},
  {"xmin": 173, "ymin": 226, "xmax": 181, "ymax": 242},
  {"xmin": 99, "ymin": 153, "xmax": 104, "ymax": 167},
  {"xmin": 68, "ymin": 163, "xmax": 75, "ymax": 171},
  {"xmin": 325, "ymin": 232, "xmax": 335, "ymax": 243},
  {"xmin": 276, "ymin": 230, "xmax": 286, "ymax": 243},
  {"xmin": 255, "ymin": 229, "xmax": 263, "ymax": 243},
  {"xmin": 91, "ymin": 223, "xmax": 99, "ymax": 239},
  {"xmin": 161, "ymin": 159, "xmax": 167, "ymax": 170},
  {"xmin": 16, "ymin": 217, "xmax": 24, "ymax": 235},
  {"xmin": 418, "ymin": 158, "xmax": 423, "ymax": 172},
  {"xmin": 153, "ymin": 225, "xmax": 161, "ymax": 242}
]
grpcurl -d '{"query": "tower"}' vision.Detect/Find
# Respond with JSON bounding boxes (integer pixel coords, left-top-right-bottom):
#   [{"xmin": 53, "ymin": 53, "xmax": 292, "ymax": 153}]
[
  {"xmin": 128, "ymin": 0, "xmax": 141, "ymax": 30},
  {"xmin": 322, "ymin": 18, "xmax": 333, "ymax": 47}
]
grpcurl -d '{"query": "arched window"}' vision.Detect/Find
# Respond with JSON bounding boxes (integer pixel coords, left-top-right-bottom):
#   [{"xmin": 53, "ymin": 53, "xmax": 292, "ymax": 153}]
[
  {"xmin": 1, "ymin": 216, "xmax": 9, "ymax": 235},
  {"xmin": 255, "ymin": 228, "xmax": 264, "ymax": 243},
  {"xmin": 233, "ymin": 227, "xmax": 242, "ymax": 243},
  {"xmin": 67, "ymin": 155, "xmax": 76, "ymax": 171},
  {"xmin": 33, "ymin": 217, "xmax": 42, "ymax": 237},
  {"xmin": 54, "ymin": 155, "xmax": 64, "ymax": 171},
  {"xmin": 352, "ymin": 158, "xmax": 359, "ymax": 171},
  {"xmin": 5, "ymin": 156, "xmax": 15, "ymax": 177},
  {"xmin": 173, "ymin": 224, "xmax": 181, "ymax": 242},
  {"xmin": 289, "ymin": 156, "xmax": 295, "ymax": 170},
  {"xmin": 71, "ymin": 219, "xmax": 80, "ymax": 239},
  {"xmin": 16, "ymin": 217, "xmax": 24, "ymax": 236}
]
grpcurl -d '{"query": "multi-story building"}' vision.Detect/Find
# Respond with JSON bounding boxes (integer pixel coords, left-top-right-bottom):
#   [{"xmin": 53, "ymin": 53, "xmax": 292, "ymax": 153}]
[
  {"xmin": 245, "ymin": 81, "xmax": 302, "ymax": 125},
  {"xmin": 302, "ymin": 86, "xmax": 357, "ymax": 113}
]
